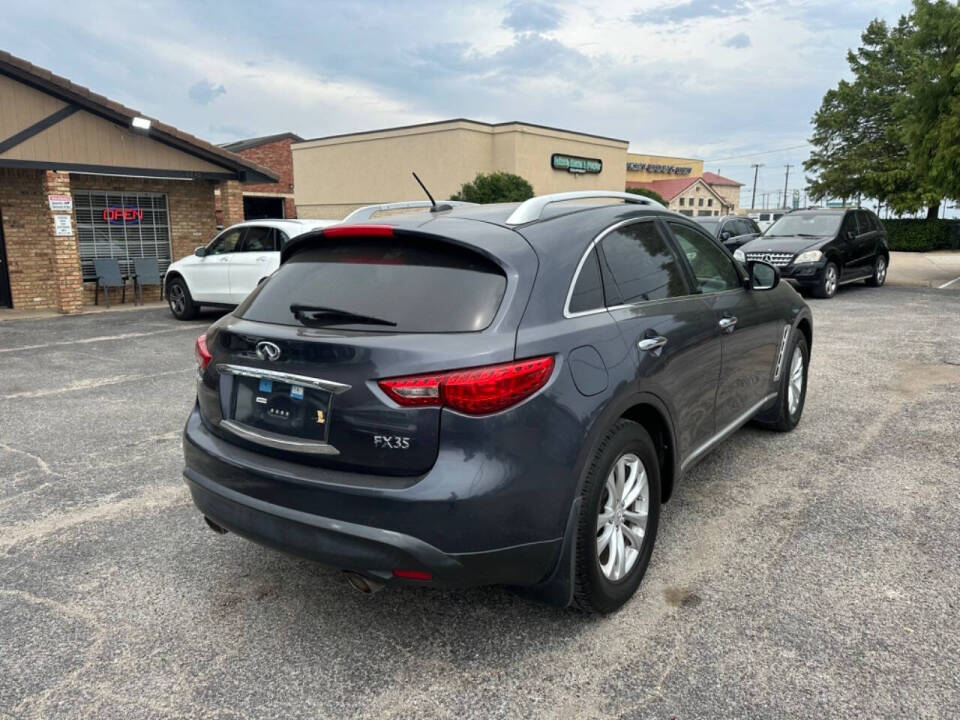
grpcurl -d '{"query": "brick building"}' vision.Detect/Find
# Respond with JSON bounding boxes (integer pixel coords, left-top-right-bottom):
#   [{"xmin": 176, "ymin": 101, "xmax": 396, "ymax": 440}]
[
  {"xmin": 219, "ymin": 132, "xmax": 301, "ymax": 221},
  {"xmin": 0, "ymin": 51, "xmax": 276, "ymax": 313}
]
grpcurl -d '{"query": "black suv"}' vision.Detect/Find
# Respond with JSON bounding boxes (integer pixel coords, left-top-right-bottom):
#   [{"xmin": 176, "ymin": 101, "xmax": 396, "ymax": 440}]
[
  {"xmin": 183, "ymin": 192, "xmax": 813, "ymax": 614},
  {"xmin": 694, "ymin": 214, "xmax": 762, "ymax": 252},
  {"xmin": 735, "ymin": 208, "xmax": 889, "ymax": 298}
]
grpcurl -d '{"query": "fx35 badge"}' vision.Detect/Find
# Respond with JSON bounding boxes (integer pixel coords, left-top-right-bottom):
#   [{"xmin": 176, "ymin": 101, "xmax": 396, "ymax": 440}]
[{"xmin": 374, "ymin": 435, "xmax": 410, "ymax": 450}]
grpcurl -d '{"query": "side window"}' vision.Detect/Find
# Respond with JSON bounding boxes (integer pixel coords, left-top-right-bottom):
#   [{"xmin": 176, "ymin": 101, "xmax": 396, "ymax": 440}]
[
  {"xmin": 668, "ymin": 222, "xmax": 741, "ymax": 294},
  {"xmin": 598, "ymin": 221, "xmax": 688, "ymax": 304},
  {"xmin": 277, "ymin": 229, "xmax": 291, "ymax": 247},
  {"xmin": 568, "ymin": 248, "xmax": 604, "ymax": 314},
  {"xmin": 856, "ymin": 211, "xmax": 874, "ymax": 233},
  {"xmin": 241, "ymin": 226, "xmax": 275, "ymax": 252},
  {"xmin": 208, "ymin": 228, "xmax": 242, "ymax": 255},
  {"xmin": 841, "ymin": 213, "xmax": 859, "ymax": 236},
  {"xmin": 747, "ymin": 219, "xmax": 761, "ymax": 234}
]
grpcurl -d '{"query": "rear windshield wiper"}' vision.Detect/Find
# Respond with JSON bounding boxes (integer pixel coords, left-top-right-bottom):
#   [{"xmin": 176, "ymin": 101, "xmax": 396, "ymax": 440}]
[{"xmin": 289, "ymin": 303, "xmax": 397, "ymax": 327}]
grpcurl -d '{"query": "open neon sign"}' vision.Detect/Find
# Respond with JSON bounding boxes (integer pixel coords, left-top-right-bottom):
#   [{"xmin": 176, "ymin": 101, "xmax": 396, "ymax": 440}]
[{"xmin": 103, "ymin": 207, "xmax": 144, "ymax": 224}]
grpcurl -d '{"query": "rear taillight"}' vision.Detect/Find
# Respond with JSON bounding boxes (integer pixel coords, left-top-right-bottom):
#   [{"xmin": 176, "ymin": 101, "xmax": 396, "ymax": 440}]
[
  {"xmin": 378, "ymin": 356, "xmax": 554, "ymax": 415},
  {"xmin": 195, "ymin": 333, "xmax": 211, "ymax": 371},
  {"xmin": 323, "ymin": 224, "xmax": 394, "ymax": 238}
]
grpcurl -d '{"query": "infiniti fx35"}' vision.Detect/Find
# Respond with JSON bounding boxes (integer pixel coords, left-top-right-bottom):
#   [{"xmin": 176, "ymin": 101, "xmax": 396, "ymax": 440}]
[{"xmin": 183, "ymin": 192, "xmax": 813, "ymax": 614}]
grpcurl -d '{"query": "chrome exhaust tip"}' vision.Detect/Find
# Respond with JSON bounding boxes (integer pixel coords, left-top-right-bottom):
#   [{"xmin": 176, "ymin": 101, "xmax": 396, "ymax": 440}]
[
  {"xmin": 203, "ymin": 516, "xmax": 228, "ymax": 534},
  {"xmin": 343, "ymin": 571, "xmax": 384, "ymax": 595}
]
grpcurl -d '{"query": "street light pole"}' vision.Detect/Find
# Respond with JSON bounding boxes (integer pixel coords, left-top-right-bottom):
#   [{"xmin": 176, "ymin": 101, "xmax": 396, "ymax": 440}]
[
  {"xmin": 782, "ymin": 165, "xmax": 792, "ymax": 209},
  {"xmin": 750, "ymin": 164, "xmax": 762, "ymax": 211}
]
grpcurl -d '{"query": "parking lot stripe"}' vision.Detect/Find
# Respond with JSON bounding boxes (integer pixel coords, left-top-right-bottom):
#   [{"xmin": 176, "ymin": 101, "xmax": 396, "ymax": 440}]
[
  {"xmin": 0, "ymin": 326, "xmax": 198, "ymax": 355},
  {"xmin": 938, "ymin": 275, "xmax": 960, "ymax": 289},
  {"xmin": 1, "ymin": 370, "xmax": 190, "ymax": 399}
]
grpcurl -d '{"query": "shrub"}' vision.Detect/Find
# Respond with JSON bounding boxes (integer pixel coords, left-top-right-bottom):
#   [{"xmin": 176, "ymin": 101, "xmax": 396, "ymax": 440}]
[
  {"xmin": 625, "ymin": 187, "xmax": 666, "ymax": 205},
  {"xmin": 450, "ymin": 172, "xmax": 534, "ymax": 203},
  {"xmin": 882, "ymin": 219, "xmax": 959, "ymax": 251}
]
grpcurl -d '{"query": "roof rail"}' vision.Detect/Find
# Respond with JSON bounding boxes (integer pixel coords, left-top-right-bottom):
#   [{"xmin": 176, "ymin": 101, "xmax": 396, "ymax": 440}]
[
  {"xmin": 505, "ymin": 191, "xmax": 663, "ymax": 225},
  {"xmin": 342, "ymin": 200, "xmax": 477, "ymax": 222}
]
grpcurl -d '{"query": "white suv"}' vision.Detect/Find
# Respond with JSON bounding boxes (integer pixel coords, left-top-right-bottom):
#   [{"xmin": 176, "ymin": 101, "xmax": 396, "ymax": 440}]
[{"xmin": 164, "ymin": 219, "xmax": 338, "ymax": 319}]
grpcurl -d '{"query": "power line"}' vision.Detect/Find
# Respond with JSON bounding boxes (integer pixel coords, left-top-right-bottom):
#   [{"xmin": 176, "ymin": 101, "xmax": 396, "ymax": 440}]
[{"xmin": 704, "ymin": 143, "xmax": 812, "ymax": 164}]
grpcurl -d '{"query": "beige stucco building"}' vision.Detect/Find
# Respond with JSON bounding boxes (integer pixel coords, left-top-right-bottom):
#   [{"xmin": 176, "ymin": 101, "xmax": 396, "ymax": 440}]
[
  {"xmin": 293, "ymin": 119, "xmax": 629, "ymax": 219},
  {"xmin": 624, "ymin": 152, "xmax": 703, "ymax": 184}
]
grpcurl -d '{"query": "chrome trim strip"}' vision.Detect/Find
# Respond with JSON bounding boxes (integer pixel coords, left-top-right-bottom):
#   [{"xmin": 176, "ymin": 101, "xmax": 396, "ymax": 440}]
[
  {"xmin": 220, "ymin": 420, "xmax": 340, "ymax": 455},
  {"xmin": 681, "ymin": 392, "xmax": 778, "ymax": 472},
  {"xmin": 217, "ymin": 364, "xmax": 351, "ymax": 395},
  {"xmin": 506, "ymin": 190, "xmax": 663, "ymax": 226},
  {"xmin": 772, "ymin": 324, "xmax": 791, "ymax": 381}
]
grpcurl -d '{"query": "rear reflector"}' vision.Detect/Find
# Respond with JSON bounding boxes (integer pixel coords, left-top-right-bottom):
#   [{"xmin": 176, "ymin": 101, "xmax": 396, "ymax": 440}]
[
  {"xmin": 392, "ymin": 569, "xmax": 433, "ymax": 581},
  {"xmin": 379, "ymin": 356, "xmax": 554, "ymax": 415},
  {"xmin": 323, "ymin": 224, "xmax": 394, "ymax": 238},
  {"xmin": 195, "ymin": 333, "xmax": 211, "ymax": 371}
]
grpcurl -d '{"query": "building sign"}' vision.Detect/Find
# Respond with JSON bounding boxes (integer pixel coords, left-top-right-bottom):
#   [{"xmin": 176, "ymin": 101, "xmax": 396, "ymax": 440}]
[
  {"xmin": 54, "ymin": 214, "xmax": 73, "ymax": 236},
  {"xmin": 103, "ymin": 207, "xmax": 144, "ymax": 224},
  {"xmin": 48, "ymin": 194, "xmax": 73, "ymax": 212},
  {"xmin": 626, "ymin": 162, "xmax": 692, "ymax": 175},
  {"xmin": 552, "ymin": 153, "xmax": 602, "ymax": 174}
]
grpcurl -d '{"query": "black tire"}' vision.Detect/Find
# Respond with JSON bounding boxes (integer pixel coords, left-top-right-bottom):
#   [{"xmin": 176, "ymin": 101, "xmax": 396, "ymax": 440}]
[
  {"xmin": 572, "ymin": 420, "xmax": 661, "ymax": 615},
  {"xmin": 866, "ymin": 254, "xmax": 888, "ymax": 287},
  {"xmin": 166, "ymin": 277, "xmax": 198, "ymax": 320},
  {"xmin": 811, "ymin": 262, "xmax": 838, "ymax": 299},
  {"xmin": 753, "ymin": 332, "xmax": 809, "ymax": 432}
]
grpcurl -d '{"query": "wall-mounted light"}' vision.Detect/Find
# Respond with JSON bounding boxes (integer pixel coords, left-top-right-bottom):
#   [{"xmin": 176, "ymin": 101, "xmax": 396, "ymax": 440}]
[{"xmin": 131, "ymin": 116, "xmax": 151, "ymax": 131}]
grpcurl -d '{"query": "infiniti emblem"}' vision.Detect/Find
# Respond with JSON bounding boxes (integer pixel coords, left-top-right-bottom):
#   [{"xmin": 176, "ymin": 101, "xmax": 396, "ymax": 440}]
[{"xmin": 255, "ymin": 341, "xmax": 281, "ymax": 362}]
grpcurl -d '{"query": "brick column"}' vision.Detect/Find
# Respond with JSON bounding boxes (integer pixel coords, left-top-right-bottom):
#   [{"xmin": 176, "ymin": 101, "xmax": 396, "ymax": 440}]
[
  {"xmin": 219, "ymin": 180, "xmax": 244, "ymax": 227},
  {"xmin": 42, "ymin": 171, "xmax": 83, "ymax": 314}
]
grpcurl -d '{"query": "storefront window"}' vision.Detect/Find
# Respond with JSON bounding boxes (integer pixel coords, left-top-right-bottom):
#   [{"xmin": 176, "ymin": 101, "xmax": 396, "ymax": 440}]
[{"xmin": 74, "ymin": 191, "xmax": 171, "ymax": 281}]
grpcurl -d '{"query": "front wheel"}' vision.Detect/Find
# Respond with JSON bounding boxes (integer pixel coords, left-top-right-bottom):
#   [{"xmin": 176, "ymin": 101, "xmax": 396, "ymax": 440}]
[
  {"xmin": 573, "ymin": 420, "xmax": 660, "ymax": 614},
  {"xmin": 866, "ymin": 255, "xmax": 887, "ymax": 287},
  {"xmin": 811, "ymin": 262, "xmax": 838, "ymax": 299},
  {"xmin": 167, "ymin": 277, "xmax": 198, "ymax": 320},
  {"xmin": 753, "ymin": 332, "xmax": 809, "ymax": 432}
]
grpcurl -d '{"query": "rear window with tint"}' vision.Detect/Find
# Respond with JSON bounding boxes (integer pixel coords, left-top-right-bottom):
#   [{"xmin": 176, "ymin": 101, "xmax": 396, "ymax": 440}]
[{"xmin": 238, "ymin": 238, "xmax": 507, "ymax": 332}]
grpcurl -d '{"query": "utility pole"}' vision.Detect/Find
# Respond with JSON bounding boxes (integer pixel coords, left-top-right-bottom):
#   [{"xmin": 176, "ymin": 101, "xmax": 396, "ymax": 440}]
[
  {"xmin": 750, "ymin": 164, "xmax": 762, "ymax": 211},
  {"xmin": 782, "ymin": 165, "xmax": 792, "ymax": 209}
]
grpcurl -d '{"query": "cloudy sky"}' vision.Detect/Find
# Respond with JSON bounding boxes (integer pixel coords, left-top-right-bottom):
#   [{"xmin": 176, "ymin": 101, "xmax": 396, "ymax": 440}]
[{"xmin": 1, "ymin": 0, "xmax": 910, "ymax": 206}]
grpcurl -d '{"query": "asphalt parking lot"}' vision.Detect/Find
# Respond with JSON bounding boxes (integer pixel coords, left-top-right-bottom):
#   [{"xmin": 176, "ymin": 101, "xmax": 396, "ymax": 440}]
[{"xmin": 2, "ymin": 284, "xmax": 959, "ymax": 719}]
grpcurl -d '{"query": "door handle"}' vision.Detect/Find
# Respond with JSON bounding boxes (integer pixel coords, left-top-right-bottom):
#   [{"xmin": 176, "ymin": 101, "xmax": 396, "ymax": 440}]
[
  {"xmin": 719, "ymin": 316, "xmax": 738, "ymax": 332},
  {"xmin": 256, "ymin": 256, "xmax": 268, "ymax": 262},
  {"xmin": 638, "ymin": 336, "xmax": 668, "ymax": 353},
  {"xmin": 219, "ymin": 257, "xmax": 230, "ymax": 262}
]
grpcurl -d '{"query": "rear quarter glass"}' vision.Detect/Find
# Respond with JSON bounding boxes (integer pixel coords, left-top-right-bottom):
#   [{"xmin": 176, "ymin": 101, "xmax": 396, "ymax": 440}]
[{"xmin": 239, "ymin": 237, "xmax": 507, "ymax": 333}]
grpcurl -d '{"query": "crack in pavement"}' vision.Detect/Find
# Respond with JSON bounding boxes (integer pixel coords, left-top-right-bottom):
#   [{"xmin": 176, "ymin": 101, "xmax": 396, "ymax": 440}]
[{"xmin": 1, "ymin": 370, "xmax": 191, "ymax": 399}]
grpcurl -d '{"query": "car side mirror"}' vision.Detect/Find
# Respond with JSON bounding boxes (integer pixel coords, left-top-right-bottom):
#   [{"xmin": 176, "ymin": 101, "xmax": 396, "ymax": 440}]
[
  {"xmin": 748, "ymin": 260, "xmax": 779, "ymax": 291},
  {"xmin": 720, "ymin": 231, "xmax": 731, "ymax": 241},
  {"xmin": 195, "ymin": 246, "xmax": 207, "ymax": 257},
  {"xmin": 845, "ymin": 231, "xmax": 855, "ymax": 241}
]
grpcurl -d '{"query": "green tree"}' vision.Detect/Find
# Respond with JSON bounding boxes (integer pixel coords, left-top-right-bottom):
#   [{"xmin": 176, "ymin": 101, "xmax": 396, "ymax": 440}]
[
  {"xmin": 899, "ymin": 0, "xmax": 960, "ymax": 217},
  {"xmin": 806, "ymin": 2, "xmax": 960, "ymax": 218},
  {"xmin": 625, "ymin": 186, "xmax": 666, "ymax": 204},
  {"xmin": 450, "ymin": 172, "xmax": 534, "ymax": 203}
]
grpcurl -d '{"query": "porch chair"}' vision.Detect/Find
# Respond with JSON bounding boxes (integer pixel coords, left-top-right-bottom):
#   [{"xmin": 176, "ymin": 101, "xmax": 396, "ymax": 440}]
[
  {"xmin": 93, "ymin": 258, "xmax": 127, "ymax": 308},
  {"xmin": 132, "ymin": 258, "xmax": 162, "ymax": 305}
]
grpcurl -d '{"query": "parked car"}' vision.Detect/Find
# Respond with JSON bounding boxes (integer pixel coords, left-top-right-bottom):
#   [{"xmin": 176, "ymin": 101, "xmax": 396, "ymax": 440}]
[
  {"xmin": 694, "ymin": 215, "xmax": 762, "ymax": 252},
  {"xmin": 183, "ymin": 191, "xmax": 813, "ymax": 614},
  {"xmin": 734, "ymin": 208, "xmax": 889, "ymax": 299},
  {"xmin": 751, "ymin": 210, "xmax": 788, "ymax": 232},
  {"xmin": 164, "ymin": 219, "xmax": 339, "ymax": 319}
]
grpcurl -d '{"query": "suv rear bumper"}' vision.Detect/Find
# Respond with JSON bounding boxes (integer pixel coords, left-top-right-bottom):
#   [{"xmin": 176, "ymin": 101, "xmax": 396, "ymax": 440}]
[{"xmin": 182, "ymin": 407, "xmax": 562, "ymax": 588}]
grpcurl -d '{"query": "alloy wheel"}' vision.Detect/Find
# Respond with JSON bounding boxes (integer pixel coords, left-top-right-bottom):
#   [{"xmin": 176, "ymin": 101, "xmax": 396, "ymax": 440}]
[
  {"xmin": 825, "ymin": 266, "xmax": 838, "ymax": 296},
  {"xmin": 876, "ymin": 257, "xmax": 887, "ymax": 284},
  {"xmin": 787, "ymin": 346, "xmax": 804, "ymax": 416},
  {"xmin": 597, "ymin": 452, "xmax": 649, "ymax": 581},
  {"xmin": 169, "ymin": 284, "xmax": 185, "ymax": 314}
]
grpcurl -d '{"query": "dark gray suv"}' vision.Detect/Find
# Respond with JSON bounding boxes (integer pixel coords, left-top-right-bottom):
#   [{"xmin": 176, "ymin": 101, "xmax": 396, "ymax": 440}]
[{"xmin": 183, "ymin": 192, "xmax": 813, "ymax": 614}]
